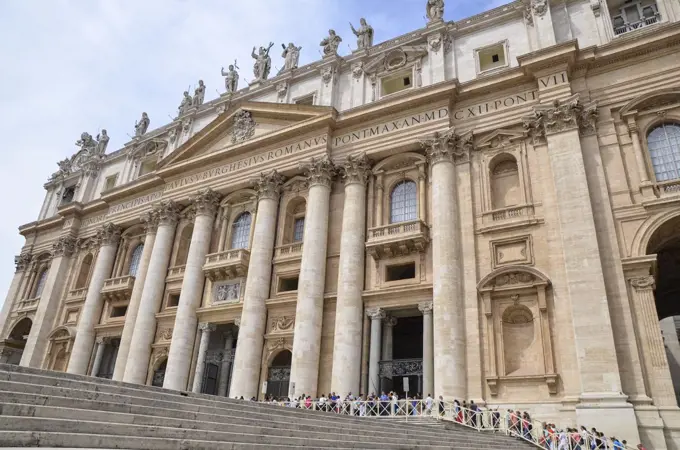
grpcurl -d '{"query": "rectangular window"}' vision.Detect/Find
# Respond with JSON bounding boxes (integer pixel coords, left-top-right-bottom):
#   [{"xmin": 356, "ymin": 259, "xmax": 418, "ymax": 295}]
[
  {"xmin": 477, "ymin": 42, "xmax": 507, "ymax": 73},
  {"xmin": 167, "ymin": 293, "xmax": 180, "ymax": 308},
  {"xmin": 60, "ymin": 186, "xmax": 76, "ymax": 205},
  {"xmin": 293, "ymin": 217, "xmax": 305, "ymax": 242},
  {"xmin": 278, "ymin": 276, "xmax": 299, "ymax": 293},
  {"xmin": 295, "ymin": 94, "xmax": 315, "ymax": 106},
  {"xmin": 385, "ymin": 263, "xmax": 416, "ymax": 282},
  {"xmin": 381, "ymin": 69, "xmax": 413, "ymax": 97},
  {"xmin": 104, "ymin": 174, "xmax": 118, "ymax": 191},
  {"xmin": 110, "ymin": 305, "xmax": 128, "ymax": 318}
]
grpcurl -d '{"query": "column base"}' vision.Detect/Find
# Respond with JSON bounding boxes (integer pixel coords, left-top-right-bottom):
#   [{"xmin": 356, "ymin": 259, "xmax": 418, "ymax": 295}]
[{"xmin": 575, "ymin": 393, "xmax": 640, "ymax": 445}]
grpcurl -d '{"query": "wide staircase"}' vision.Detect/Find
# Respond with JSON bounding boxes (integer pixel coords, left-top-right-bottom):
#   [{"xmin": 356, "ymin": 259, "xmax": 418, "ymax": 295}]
[{"xmin": 0, "ymin": 363, "xmax": 536, "ymax": 449}]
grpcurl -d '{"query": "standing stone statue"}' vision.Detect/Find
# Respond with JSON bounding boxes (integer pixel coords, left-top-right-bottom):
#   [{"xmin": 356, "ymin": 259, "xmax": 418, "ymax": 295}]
[
  {"xmin": 178, "ymin": 91, "xmax": 193, "ymax": 116},
  {"xmin": 251, "ymin": 42, "xmax": 275, "ymax": 81},
  {"xmin": 320, "ymin": 30, "xmax": 342, "ymax": 57},
  {"xmin": 426, "ymin": 0, "xmax": 445, "ymax": 22},
  {"xmin": 95, "ymin": 129, "xmax": 109, "ymax": 154},
  {"xmin": 350, "ymin": 18, "xmax": 374, "ymax": 50},
  {"xmin": 135, "ymin": 112, "xmax": 150, "ymax": 137},
  {"xmin": 193, "ymin": 80, "xmax": 205, "ymax": 106},
  {"xmin": 280, "ymin": 42, "xmax": 302, "ymax": 71},
  {"xmin": 221, "ymin": 63, "xmax": 239, "ymax": 93}
]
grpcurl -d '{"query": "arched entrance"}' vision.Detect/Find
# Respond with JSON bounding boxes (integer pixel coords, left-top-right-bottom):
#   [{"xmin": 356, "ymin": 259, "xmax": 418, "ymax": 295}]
[
  {"xmin": 1, "ymin": 317, "xmax": 33, "ymax": 365},
  {"xmin": 266, "ymin": 350, "xmax": 291, "ymax": 399},
  {"xmin": 647, "ymin": 217, "xmax": 680, "ymax": 402}
]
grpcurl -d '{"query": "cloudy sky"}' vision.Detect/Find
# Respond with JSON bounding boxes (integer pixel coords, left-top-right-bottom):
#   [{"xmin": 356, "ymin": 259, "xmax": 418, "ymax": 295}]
[{"xmin": 0, "ymin": 0, "xmax": 508, "ymax": 311}]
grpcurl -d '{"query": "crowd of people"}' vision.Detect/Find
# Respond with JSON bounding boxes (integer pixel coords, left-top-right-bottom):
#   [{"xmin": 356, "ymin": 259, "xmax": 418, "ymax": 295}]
[{"xmin": 235, "ymin": 392, "xmax": 648, "ymax": 450}]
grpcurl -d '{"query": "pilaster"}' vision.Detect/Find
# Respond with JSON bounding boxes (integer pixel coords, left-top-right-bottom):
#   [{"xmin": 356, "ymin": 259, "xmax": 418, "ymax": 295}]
[{"xmin": 21, "ymin": 236, "xmax": 77, "ymax": 368}]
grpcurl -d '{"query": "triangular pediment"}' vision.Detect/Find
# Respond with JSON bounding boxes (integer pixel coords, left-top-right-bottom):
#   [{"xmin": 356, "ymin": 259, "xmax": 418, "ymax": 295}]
[
  {"xmin": 476, "ymin": 128, "xmax": 526, "ymax": 150},
  {"xmin": 158, "ymin": 101, "xmax": 334, "ymax": 170}
]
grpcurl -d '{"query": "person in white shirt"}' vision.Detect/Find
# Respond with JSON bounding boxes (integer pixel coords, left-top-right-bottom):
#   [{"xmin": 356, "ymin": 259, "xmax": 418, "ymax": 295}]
[{"xmin": 425, "ymin": 394, "xmax": 433, "ymax": 416}]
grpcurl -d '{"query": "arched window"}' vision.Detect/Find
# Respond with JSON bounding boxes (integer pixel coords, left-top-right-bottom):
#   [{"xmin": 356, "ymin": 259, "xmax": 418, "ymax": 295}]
[
  {"xmin": 74, "ymin": 254, "xmax": 93, "ymax": 289},
  {"xmin": 34, "ymin": 269, "xmax": 48, "ymax": 298},
  {"xmin": 390, "ymin": 180, "xmax": 417, "ymax": 223},
  {"xmin": 128, "ymin": 244, "xmax": 144, "ymax": 277},
  {"xmin": 648, "ymin": 123, "xmax": 680, "ymax": 182},
  {"xmin": 230, "ymin": 213, "xmax": 252, "ymax": 249},
  {"xmin": 490, "ymin": 155, "xmax": 520, "ymax": 209}
]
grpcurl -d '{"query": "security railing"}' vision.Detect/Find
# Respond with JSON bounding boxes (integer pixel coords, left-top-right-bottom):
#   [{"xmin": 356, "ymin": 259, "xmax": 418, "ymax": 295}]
[
  {"xmin": 258, "ymin": 399, "xmax": 636, "ymax": 449},
  {"xmin": 614, "ymin": 14, "xmax": 660, "ymax": 36}
]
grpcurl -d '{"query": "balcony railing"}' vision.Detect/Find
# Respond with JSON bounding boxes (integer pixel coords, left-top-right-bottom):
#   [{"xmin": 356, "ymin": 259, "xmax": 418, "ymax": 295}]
[
  {"xmin": 15, "ymin": 297, "xmax": 39, "ymax": 311},
  {"xmin": 100, "ymin": 275, "xmax": 135, "ymax": 301},
  {"xmin": 656, "ymin": 179, "xmax": 680, "ymax": 196},
  {"xmin": 366, "ymin": 220, "xmax": 429, "ymax": 260},
  {"xmin": 203, "ymin": 249, "xmax": 250, "ymax": 281},
  {"xmin": 166, "ymin": 265, "xmax": 186, "ymax": 282},
  {"xmin": 66, "ymin": 287, "xmax": 89, "ymax": 302},
  {"xmin": 273, "ymin": 242, "xmax": 304, "ymax": 263},
  {"xmin": 614, "ymin": 14, "xmax": 660, "ymax": 35}
]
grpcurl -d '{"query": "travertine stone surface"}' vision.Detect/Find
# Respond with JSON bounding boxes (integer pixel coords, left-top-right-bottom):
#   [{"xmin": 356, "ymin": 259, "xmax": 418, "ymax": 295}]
[{"xmin": 191, "ymin": 323, "xmax": 215, "ymax": 393}]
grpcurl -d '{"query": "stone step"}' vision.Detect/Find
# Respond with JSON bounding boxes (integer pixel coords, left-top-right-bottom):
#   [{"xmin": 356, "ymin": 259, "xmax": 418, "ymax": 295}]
[
  {"xmin": 0, "ymin": 378, "xmax": 473, "ymax": 442},
  {"xmin": 0, "ymin": 385, "xmax": 465, "ymax": 442},
  {"xmin": 0, "ymin": 367, "xmax": 442, "ymax": 431},
  {"xmin": 0, "ymin": 403, "xmax": 495, "ymax": 447},
  {"xmin": 0, "ymin": 416, "xmax": 467, "ymax": 450}
]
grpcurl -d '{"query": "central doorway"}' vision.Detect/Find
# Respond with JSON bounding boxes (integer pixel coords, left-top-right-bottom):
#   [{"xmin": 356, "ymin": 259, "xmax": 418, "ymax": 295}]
[
  {"xmin": 380, "ymin": 315, "xmax": 423, "ymax": 397},
  {"xmin": 266, "ymin": 350, "xmax": 291, "ymax": 399}
]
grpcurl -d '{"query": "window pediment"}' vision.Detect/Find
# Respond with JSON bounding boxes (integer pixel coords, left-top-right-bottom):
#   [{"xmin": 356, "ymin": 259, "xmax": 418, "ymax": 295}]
[
  {"xmin": 476, "ymin": 129, "xmax": 527, "ymax": 151},
  {"xmin": 620, "ymin": 89, "xmax": 680, "ymax": 116},
  {"xmin": 478, "ymin": 266, "xmax": 550, "ymax": 292}
]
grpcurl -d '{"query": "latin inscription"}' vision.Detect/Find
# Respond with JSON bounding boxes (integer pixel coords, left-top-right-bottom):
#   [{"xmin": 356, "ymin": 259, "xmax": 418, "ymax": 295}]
[
  {"xmin": 82, "ymin": 214, "xmax": 107, "ymax": 227},
  {"xmin": 333, "ymin": 108, "xmax": 449, "ymax": 147},
  {"xmin": 164, "ymin": 134, "xmax": 329, "ymax": 192},
  {"xmin": 109, "ymin": 191, "xmax": 163, "ymax": 216},
  {"xmin": 452, "ymin": 90, "xmax": 538, "ymax": 120},
  {"xmin": 538, "ymin": 71, "xmax": 568, "ymax": 90}
]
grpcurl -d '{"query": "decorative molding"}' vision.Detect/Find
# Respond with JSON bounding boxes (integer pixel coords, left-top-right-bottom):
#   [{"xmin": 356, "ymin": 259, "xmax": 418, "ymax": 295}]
[
  {"xmin": 190, "ymin": 188, "xmax": 221, "ymax": 218},
  {"xmin": 154, "ymin": 200, "xmax": 181, "ymax": 226},
  {"xmin": 523, "ymin": 95, "xmax": 598, "ymax": 140},
  {"xmin": 420, "ymin": 126, "xmax": 474, "ymax": 165},
  {"xmin": 339, "ymin": 153, "xmax": 371, "ymax": 186},
  {"xmin": 199, "ymin": 322, "xmax": 216, "ymax": 332},
  {"xmin": 14, "ymin": 253, "xmax": 32, "ymax": 273},
  {"xmin": 276, "ymin": 81, "xmax": 288, "ymax": 101},
  {"xmin": 96, "ymin": 223, "xmax": 122, "ymax": 247},
  {"xmin": 95, "ymin": 336, "xmax": 110, "ymax": 345},
  {"xmin": 366, "ymin": 307, "xmax": 386, "ymax": 320},
  {"xmin": 253, "ymin": 170, "xmax": 285, "ymax": 201},
  {"xmin": 418, "ymin": 301, "xmax": 433, "ymax": 315},
  {"xmin": 590, "ymin": 0, "xmax": 601, "ymax": 17},
  {"xmin": 158, "ymin": 328, "xmax": 173, "ymax": 341},
  {"xmin": 300, "ymin": 156, "xmax": 335, "ymax": 188},
  {"xmin": 531, "ymin": 0, "xmax": 548, "ymax": 17},
  {"xmin": 630, "ymin": 275, "xmax": 655, "ymax": 291},
  {"xmin": 51, "ymin": 235, "xmax": 78, "ymax": 258},
  {"xmin": 232, "ymin": 110, "xmax": 256, "ymax": 144},
  {"xmin": 141, "ymin": 211, "xmax": 160, "ymax": 234},
  {"xmin": 351, "ymin": 62, "xmax": 364, "ymax": 80},
  {"xmin": 270, "ymin": 316, "xmax": 295, "ymax": 333},
  {"xmin": 321, "ymin": 65, "xmax": 337, "ymax": 86}
]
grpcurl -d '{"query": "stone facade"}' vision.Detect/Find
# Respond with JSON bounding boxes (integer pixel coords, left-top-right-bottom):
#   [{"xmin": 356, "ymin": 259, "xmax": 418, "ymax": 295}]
[{"xmin": 2, "ymin": 1, "xmax": 680, "ymax": 448}]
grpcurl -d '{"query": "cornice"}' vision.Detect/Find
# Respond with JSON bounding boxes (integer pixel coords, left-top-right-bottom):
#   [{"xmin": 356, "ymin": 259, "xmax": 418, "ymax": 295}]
[
  {"xmin": 517, "ymin": 40, "xmax": 579, "ymax": 74},
  {"xmin": 99, "ymin": 174, "xmax": 164, "ymax": 204}
]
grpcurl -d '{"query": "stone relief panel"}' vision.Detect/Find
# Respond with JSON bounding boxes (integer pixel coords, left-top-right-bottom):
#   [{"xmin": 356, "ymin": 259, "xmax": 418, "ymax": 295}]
[
  {"xmin": 214, "ymin": 281, "xmax": 242, "ymax": 304},
  {"xmin": 491, "ymin": 235, "xmax": 533, "ymax": 269},
  {"xmin": 269, "ymin": 316, "xmax": 295, "ymax": 334}
]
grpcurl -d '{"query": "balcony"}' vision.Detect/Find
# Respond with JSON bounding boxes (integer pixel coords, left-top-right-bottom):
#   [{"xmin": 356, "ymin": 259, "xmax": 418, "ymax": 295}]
[
  {"xmin": 366, "ymin": 220, "xmax": 429, "ymax": 260},
  {"xmin": 203, "ymin": 249, "xmax": 250, "ymax": 281},
  {"xmin": 656, "ymin": 179, "xmax": 680, "ymax": 196},
  {"xmin": 273, "ymin": 242, "xmax": 303, "ymax": 264},
  {"xmin": 614, "ymin": 13, "xmax": 659, "ymax": 35},
  {"xmin": 15, "ymin": 297, "xmax": 39, "ymax": 311},
  {"xmin": 166, "ymin": 265, "xmax": 186, "ymax": 283},
  {"xmin": 66, "ymin": 287, "xmax": 88, "ymax": 302},
  {"xmin": 100, "ymin": 275, "xmax": 135, "ymax": 302}
]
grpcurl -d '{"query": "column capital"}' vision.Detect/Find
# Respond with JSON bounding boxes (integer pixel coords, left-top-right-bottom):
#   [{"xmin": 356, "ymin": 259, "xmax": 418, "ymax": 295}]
[
  {"xmin": 14, "ymin": 253, "xmax": 32, "ymax": 273},
  {"xmin": 234, "ymin": 317, "xmax": 241, "ymax": 328},
  {"xmin": 300, "ymin": 156, "xmax": 336, "ymax": 188},
  {"xmin": 420, "ymin": 127, "xmax": 473, "ymax": 166},
  {"xmin": 339, "ymin": 153, "xmax": 371, "ymax": 186},
  {"xmin": 199, "ymin": 322, "xmax": 216, "ymax": 332},
  {"xmin": 96, "ymin": 336, "xmax": 110, "ymax": 345},
  {"xmin": 418, "ymin": 301, "xmax": 433, "ymax": 315},
  {"xmin": 630, "ymin": 275, "xmax": 655, "ymax": 292},
  {"xmin": 366, "ymin": 307, "xmax": 386, "ymax": 321},
  {"xmin": 522, "ymin": 94, "xmax": 598, "ymax": 140},
  {"xmin": 96, "ymin": 223, "xmax": 122, "ymax": 247},
  {"xmin": 190, "ymin": 188, "xmax": 222, "ymax": 218},
  {"xmin": 153, "ymin": 200, "xmax": 181, "ymax": 226},
  {"xmin": 51, "ymin": 235, "xmax": 78, "ymax": 258},
  {"xmin": 254, "ymin": 170, "xmax": 285, "ymax": 201},
  {"xmin": 141, "ymin": 211, "xmax": 160, "ymax": 234},
  {"xmin": 383, "ymin": 315, "xmax": 398, "ymax": 327}
]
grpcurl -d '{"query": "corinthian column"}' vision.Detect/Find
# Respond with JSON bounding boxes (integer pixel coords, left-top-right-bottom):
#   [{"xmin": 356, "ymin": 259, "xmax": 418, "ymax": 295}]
[
  {"xmin": 420, "ymin": 130, "xmax": 467, "ymax": 400},
  {"xmin": 230, "ymin": 171, "xmax": 284, "ymax": 399},
  {"xmin": 367, "ymin": 307, "xmax": 385, "ymax": 395},
  {"xmin": 164, "ymin": 189, "xmax": 221, "ymax": 391},
  {"xmin": 217, "ymin": 331, "xmax": 236, "ymax": 397},
  {"xmin": 90, "ymin": 336, "xmax": 109, "ymax": 377},
  {"xmin": 331, "ymin": 153, "xmax": 370, "ymax": 398},
  {"xmin": 289, "ymin": 156, "xmax": 334, "ymax": 398},
  {"xmin": 191, "ymin": 322, "xmax": 215, "ymax": 393},
  {"xmin": 113, "ymin": 213, "xmax": 158, "ymax": 380},
  {"xmin": 419, "ymin": 302, "xmax": 434, "ymax": 397},
  {"xmin": 123, "ymin": 201, "xmax": 180, "ymax": 384},
  {"xmin": 629, "ymin": 276, "xmax": 677, "ymax": 406},
  {"xmin": 68, "ymin": 224, "xmax": 122, "ymax": 375},
  {"xmin": 21, "ymin": 237, "xmax": 77, "ymax": 368}
]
